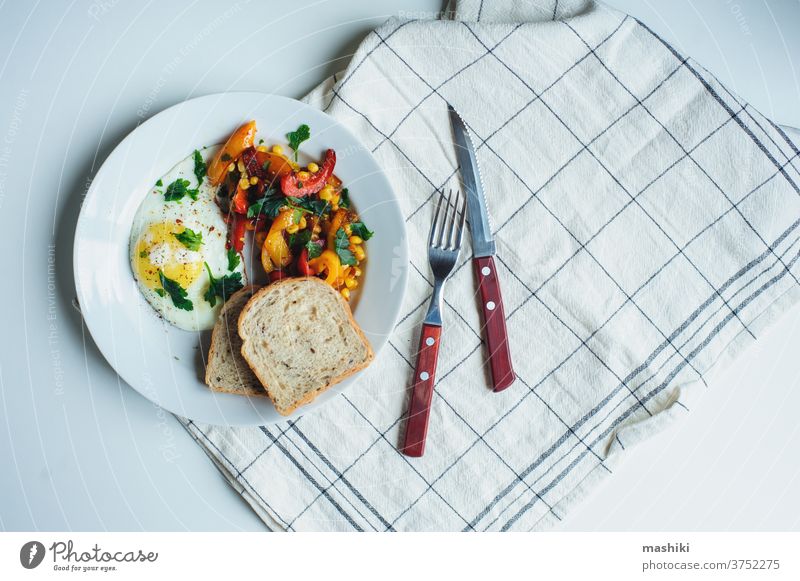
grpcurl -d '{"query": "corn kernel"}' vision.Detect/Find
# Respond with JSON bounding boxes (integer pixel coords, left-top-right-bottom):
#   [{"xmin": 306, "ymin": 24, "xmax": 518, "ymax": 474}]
[
  {"xmin": 312, "ymin": 224, "xmax": 322, "ymax": 234},
  {"xmin": 344, "ymin": 224, "xmax": 352, "ymax": 235},
  {"xmin": 350, "ymin": 235, "xmax": 363, "ymax": 245},
  {"xmin": 286, "ymin": 223, "xmax": 300, "ymax": 234},
  {"xmin": 299, "ymin": 216, "xmax": 307, "ymax": 229},
  {"xmin": 354, "ymin": 246, "xmax": 366, "ymax": 261},
  {"xmin": 307, "ymin": 162, "xmax": 319, "ymax": 173},
  {"xmin": 354, "ymin": 267, "xmax": 362, "ymax": 277},
  {"xmin": 271, "ymin": 145, "xmax": 283, "ymax": 154},
  {"xmin": 331, "ymin": 203, "xmax": 339, "ymax": 211},
  {"xmin": 238, "ymin": 178, "xmax": 250, "ymax": 190},
  {"xmin": 340, "ymin": 288, "xmax": 351, "ymax": 300},
  {"xmin": 319, "ymin": 188, "xmax": 333, "ymax": 202},
  {"xmin": 237, "ymin": 160, "xmax": 245, "ymax": 173},
  {"xmin": 249, "ymin": 176, "xmax": 259, "ymax": 185},
  {"xmin": 227, "ymin": 163, "xmax": 235, "ymax": 172},
  {"xmin": 344, "ymin": 277, "xmax": 356, "ymax": 289},
  {"xmin": 297, "ymin": 171, "xmax": 310, "ymax": 181},
  {"xmin": 256, "ymin": 145, "xmax": 268, "ymax": 152}
]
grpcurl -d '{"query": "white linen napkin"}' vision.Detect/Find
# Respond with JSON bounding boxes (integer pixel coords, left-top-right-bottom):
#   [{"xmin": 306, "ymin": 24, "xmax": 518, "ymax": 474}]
[{"xmin": 182, "ymin": 0, "xmax": 800, "ymax": 531}]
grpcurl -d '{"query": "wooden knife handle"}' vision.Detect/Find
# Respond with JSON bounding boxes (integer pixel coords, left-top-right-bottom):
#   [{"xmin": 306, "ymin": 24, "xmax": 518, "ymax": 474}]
[
  {"xmin": 401, "ymin": 324, "xmax": 442, "ymax": 457},
  {"xmin": 474, "ymin": 256, "xmax": 516, "ymax": 392}
]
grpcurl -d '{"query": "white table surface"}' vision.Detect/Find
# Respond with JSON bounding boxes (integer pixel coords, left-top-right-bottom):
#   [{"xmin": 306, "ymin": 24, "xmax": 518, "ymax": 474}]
[{"xmin": 1, "ymin": 0, "xmax": 799, "ymax": 532}]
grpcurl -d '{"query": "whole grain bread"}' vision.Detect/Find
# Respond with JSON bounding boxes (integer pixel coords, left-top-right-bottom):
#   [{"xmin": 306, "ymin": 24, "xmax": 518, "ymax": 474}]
[
  {"xmin": 204, "ymin": 285, "xmax": 267, "ymax": 397},
  {"xmin": 237, "ymin": 277, "xmax": 374, "ymax": 415}
]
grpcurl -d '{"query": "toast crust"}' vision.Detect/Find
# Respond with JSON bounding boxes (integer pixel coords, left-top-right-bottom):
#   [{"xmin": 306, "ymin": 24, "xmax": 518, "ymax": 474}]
[
  {"xmin": 237, "ymin": 277, "xmax": 374, "ymax": 415},
  {"xmin": 205, "ymin": 285, "xmax": 269, "ymax": 397}
]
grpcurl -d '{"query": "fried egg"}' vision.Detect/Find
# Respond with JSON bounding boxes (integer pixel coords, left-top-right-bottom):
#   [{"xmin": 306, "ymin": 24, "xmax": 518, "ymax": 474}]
[{"xmin": 129, "ymin": 149, "xmax": 244, "ymax": 331}]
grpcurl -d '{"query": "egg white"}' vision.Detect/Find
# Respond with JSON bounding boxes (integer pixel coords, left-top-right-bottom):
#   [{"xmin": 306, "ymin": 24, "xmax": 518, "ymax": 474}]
[{"xmin": 129, "ymin": 149, "xmax": 245, "ymax": 331}]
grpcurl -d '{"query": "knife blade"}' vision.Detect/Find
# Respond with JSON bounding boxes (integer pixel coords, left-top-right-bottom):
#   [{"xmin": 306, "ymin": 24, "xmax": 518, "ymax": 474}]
[{"xmin": 448, "ymin": 104, "xmax": 516, "ymax": 392}]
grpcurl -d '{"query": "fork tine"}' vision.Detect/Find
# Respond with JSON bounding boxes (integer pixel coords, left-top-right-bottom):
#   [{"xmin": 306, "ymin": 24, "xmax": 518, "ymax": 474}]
[
  {"xmin": 429, "ymin": 190, "xmax": 445, "ymax": 247},
  {"xmin": 436, "ymin": 188, "xmax": 453, "ymax": 248},
  {"xmin": 446, "ymin": 189, "xmax": 461, "ymax": 250}
]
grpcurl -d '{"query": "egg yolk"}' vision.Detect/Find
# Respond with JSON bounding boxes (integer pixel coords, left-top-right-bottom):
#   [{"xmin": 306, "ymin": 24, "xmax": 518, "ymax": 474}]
[{"xmin": 134, "ymin": 222, "xmax": 203, "ymax": 291}]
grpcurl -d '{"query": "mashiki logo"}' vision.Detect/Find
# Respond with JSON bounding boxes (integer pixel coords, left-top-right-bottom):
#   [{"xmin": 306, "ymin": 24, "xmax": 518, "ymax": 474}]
[{"xmin": 20, "ymin": 541, "xmax": 46, "ymax": 569}]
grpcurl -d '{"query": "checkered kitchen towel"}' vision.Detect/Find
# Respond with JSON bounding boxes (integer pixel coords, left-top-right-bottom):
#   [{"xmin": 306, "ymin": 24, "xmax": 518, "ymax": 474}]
[{"xmin": 183, "ymin": 0, "xmax": 800, "ymax": 531}]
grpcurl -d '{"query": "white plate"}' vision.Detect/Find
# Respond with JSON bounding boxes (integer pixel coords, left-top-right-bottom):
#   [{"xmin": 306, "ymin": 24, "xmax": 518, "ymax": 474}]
[{"xmin": 74, "ymin": 92, "xmax": 408, "ymax": 425}]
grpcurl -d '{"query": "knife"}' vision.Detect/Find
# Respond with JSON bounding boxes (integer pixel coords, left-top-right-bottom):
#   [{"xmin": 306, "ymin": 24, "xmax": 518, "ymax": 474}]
[{"xmin": 448, "ymin": 104, "xmax": 516, "ymax": 392}]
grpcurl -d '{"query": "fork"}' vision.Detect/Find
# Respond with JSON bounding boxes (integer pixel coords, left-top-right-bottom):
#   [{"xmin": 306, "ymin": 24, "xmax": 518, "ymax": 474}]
[{"xmin": 401, "ymin": 189, "xmax": 466, "ymax": 457}]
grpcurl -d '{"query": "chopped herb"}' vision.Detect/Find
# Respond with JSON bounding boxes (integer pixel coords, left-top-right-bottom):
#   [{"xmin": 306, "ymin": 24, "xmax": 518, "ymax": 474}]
[
  {"xmin": 247, "ymin": 189, "xmax": 284, "ymax": 219},
  {"xmin": 287, "ymin": 196, "xmax": 329, "ymax": 216},
  {"xmin": 226, "ymin": 248, "xmax": 240, "ymax": 271},
  {"xmin": 221, "ymin": 153, "xmax": 232, "ymax": 162},
  {"xmin": 164, "ymin": 178, "xmax": 199, "ymax": 202},
  {"xmin": 173, "ymin": 227, "xmax": 203, "ymax": 251},
  {"xmin": 203, "ymin": 263, "xmax": 244, "ymax": 307},
  {"xmin": 154, "ymin": 288, "xmax": 166, "ymax": 297},
  {"xmin": 155, "ymin": 179, "xmax": 163, "ymax": 187},
  {"xmin": 261, "ymin": 160, "xmax": 271, "ymax": 173},
  {"xmin": 192, "ymin": 149, "xmax": 207, "ymax": 187},
  {"xmin": 286, "ymin": 124, "xmax": 310, "ymax": 161},
  {"xmin": 305, "ymin": 240, "xmax": 323, "ymax": 259},
  {"xmin": 339, "ymin": 188, "xmax": 351, "ymax": 209},
  {"xmin": 139, "ymin": 250, "xmax": 149, "ymax": 258},
  {"xmin": 157, "ymin": 270, "xmax": 193, "ymax": 311},
  {"xmin": 334, "ymin": 228, "xmax": 357, "ymax": 266},
  {"xmin": 349, "ymin": 221, "xmax": 374, "ymax": 241},
  {"xmin": 288, "ymin": 229, "xmax": 312, "ymax": 249},
  {"xmin": 258, "ymin": 138, "xmax": 264, "ymax": 145}
]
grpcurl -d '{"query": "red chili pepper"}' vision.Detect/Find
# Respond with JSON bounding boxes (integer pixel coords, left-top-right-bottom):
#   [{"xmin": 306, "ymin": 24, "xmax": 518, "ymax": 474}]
[
  {"xmin": 280, "ymin": 149, "xmax": 336, "ymax": 197},
  {"xmin": 232, "ymin": 185, "xmax": 249, "ymax": 214},
  {"xmin": 296, "ymin": 248, "xmax": 314, "ymax": 276},
  {"xmin": 269, "ymin": 270, "xmax": 288, "ymax": 283},
  {"xmin": 228, "ymin": 213, "xmax": 246, "ymax": 252}
]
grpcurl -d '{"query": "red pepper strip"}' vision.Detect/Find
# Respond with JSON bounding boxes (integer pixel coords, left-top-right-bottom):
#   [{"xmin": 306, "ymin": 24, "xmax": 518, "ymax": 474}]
[
  {"xmin": 269, "ymin": 270, "xmax": 287, "ymax": 283},
  {"xmin": 280, "ymin": 149, "xmax": 336, "ymax": 197},
  {"xmin": 228, "ymin": 213, "xmax": 246, "ymax": 252},
  {"xmin": 296, "ymin": 248, "xmax": 313, "ymax": 276},
  {"xmin": 232, "ymin": 185, "xmax": 249, "ymax": 214}
]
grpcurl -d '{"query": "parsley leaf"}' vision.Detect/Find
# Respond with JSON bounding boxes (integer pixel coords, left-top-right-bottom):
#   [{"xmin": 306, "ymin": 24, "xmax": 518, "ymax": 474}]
[
  {"xmin": 286, "ymin": 124, "xmax": 310, "ymax": 161},
  {"xmin": 164, "ymin": 178, "xmax": 199, "ymax": 202},
  {"xmin": 349, "ymin": 221, "xmax": 374, "ymax": 241},
  {"xmin": 287, "ymin": 196, "xmax": 329, "ymax": 216},
  {"xmin": 192, "ymin": 149, "xmax": 207, "ymax": 187},
  {"xmin": 334, "ymin": 228, "xmax": 357, "ymax": 266},
  {"xmin": 203, "ymin": 263, "xmax": 244, "ymax": 307},
  {"xmin": 339, "ymin": 188, "xmax": 350, "ymax": 209},
  {"xmin": 157, "ymin": 270, "xmax": 194, "ymax": 311},
  {"xmin": 155, "ymin": 179, "xmax": 163, "ymax": 187},
  {"xmin": 173, "ymin": 227, "xmax": 203, "ymax": 251},
  {"xmin": 288, "ymin": 229, "xmax": 312, "ymax": 249},
  {"xmin": 305, "ymin": 240, "xmax": 323, "ymax": 259},
  {"xmin": 247, "ymin": 189, "xmax": 285, "ymax": 219},
  {"xmin": 227, "ymin": 248, "xmax": 240, "ymax": 272}
]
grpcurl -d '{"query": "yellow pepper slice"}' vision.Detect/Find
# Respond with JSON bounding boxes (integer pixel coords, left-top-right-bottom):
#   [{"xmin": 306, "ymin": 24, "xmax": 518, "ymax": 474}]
[
  {"xmin": 264, "ymin": 209, "xmax": 295, "ymax": 269},
  {"xmin": 207, "ymin": 120, "xmax": 256, "ymax": 186},
  {"xmin": 308, "ymin": 249, "xmax": 341, "ymax": 286}
]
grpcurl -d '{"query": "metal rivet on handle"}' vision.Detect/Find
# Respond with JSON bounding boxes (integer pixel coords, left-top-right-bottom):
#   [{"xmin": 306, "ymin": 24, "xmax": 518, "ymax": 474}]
[
  {"xmin": 481, "ymin": 266, "xmax": 491, "ymax": 276},
  {"xmin": 420, "ymin": 371, "xmax": 430, "ymax": 380},
  {"xmin": 425, "ymin": 337, "xmax": 435, "ymax": 346},
  {"xmin": 486, "ymin": 301, "xmax": 496, "ymax": 311}
]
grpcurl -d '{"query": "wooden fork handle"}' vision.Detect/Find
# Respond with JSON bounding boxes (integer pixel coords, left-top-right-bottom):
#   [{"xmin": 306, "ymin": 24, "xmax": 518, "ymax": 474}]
[
  {"xmin": 401, "ymin": 324, "xmax": 442, "ymax": 457},
  {"xmin": 474, "ymin": 256, "xmax": 516, "ymax": 392}
]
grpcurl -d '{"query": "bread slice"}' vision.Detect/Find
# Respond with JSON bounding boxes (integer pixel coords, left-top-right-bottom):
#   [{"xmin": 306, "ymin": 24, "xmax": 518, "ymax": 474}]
[
  {"xmin": 238, "ymin": 277, "xmax": 374, "ymax": 415},
  {"xmin": 205, "ymin": 285, "xmax": 268, "ymax": 397}
]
